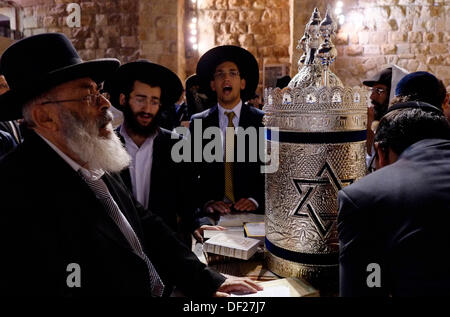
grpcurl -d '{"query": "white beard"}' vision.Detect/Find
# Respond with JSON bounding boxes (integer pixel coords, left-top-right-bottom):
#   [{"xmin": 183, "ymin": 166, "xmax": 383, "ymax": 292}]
[{"xmin": 59, "ymin": 109, "xmax": 131, "ymax": 173}]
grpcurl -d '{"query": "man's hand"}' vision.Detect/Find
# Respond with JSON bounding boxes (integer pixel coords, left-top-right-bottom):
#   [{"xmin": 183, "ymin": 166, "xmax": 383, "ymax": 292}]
[
  {"xmin": 193, "ymin": 225, "xmax": 227, "ymax": 243},
  {"xmin": 214, "ymin": 276, "xmax": 263, "ymax": 297},
  {"xmin": 233, "ymin": 198, "xmax": 257, "ymax": 212},
  {"xmin": 204, "ymin": 201, "xmax": 232, "ymax": 215}
]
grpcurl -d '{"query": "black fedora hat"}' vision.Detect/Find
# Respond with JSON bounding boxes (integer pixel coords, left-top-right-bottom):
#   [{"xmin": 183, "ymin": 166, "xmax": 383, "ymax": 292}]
[
  {"xmin": 196, "ymin": 45, "xmax": 259, "ymax": 102},
  {"xmin": 104, "ymin": 60, "xmax": 183, "ymax": 110},
  {"xmin": 0, "ymin": 33, "xmax": 120, "ymax": 121}
]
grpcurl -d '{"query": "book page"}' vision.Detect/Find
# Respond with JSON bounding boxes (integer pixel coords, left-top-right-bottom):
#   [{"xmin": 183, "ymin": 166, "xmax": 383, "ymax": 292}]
[
  {"xmin": 231, "ymin": 285, "xmax": 290, "ymax": 297},
  {"xmin": 218, "ymin": 212, "xmax": 264, "ymax": 227}
]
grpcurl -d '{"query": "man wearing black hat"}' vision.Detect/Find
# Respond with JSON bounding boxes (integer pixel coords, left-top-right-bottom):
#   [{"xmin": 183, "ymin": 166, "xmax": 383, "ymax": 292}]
[
  {"xmin": 338, "ymin": 101, "xmax": 450, "ymax": 296},
  {"xmin": 190, "ymin": 45, "xmax": 265, "ymax": 232},
  {"xmin": 0, "ymin": 33, "xmax": 261, "ymax": 296},
  {"xmin": 106, "ymin": 60, "xmax": 196, "ymax": 246}
]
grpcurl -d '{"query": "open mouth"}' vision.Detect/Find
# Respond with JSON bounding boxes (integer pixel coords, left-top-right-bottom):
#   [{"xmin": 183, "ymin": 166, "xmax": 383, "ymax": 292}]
[{"xmin": 223, "ymin": 86, "xmax": 232, "ymax": 93}]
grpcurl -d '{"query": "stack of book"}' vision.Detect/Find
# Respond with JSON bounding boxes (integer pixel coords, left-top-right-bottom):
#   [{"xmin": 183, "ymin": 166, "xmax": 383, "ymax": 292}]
[{"xmin": 203, "ymin": 233, "xmax": 261, "ymax": 260}]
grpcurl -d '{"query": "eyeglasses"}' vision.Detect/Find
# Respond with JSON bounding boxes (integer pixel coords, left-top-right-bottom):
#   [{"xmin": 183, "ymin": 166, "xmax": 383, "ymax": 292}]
[
  {"xmin": 41, "ymin": 92, "xmax": 109, "ymax": 106},
  {"xmin": 213, "ymin": 70, "xmax": 240, "ymax": 80},
  {"xmin": 369, "ymin": 87, "xmax": 387, "ymax": 96},
  {"xmin": 130, "ymin": 96, "xmax": 161, "ymax": 108}
]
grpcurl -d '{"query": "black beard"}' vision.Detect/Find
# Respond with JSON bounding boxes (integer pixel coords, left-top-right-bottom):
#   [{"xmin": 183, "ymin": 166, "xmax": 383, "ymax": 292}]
[
  {"xmin": 372, "ymin": 100, "xmax": 389, "ymax": 121},
  {"xmin": 122, "ymin": 102, "xmax": 159, "ymax": 137}
]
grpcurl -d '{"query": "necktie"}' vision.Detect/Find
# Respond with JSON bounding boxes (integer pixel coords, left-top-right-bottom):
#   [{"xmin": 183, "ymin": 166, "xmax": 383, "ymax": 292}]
[
  {"xmin": 224, "ymin": 111, "xmax": 235, "ymax": 203},
  {"xmin": 79, "ymin": 173, "xmax": 165, "ymax": 297}
]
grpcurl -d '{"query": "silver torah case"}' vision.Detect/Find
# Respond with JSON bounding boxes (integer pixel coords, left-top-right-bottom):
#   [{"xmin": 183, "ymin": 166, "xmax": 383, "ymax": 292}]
[{"xmin": 263, "ymin": 8, "xmax": 368, "ymax": 292}]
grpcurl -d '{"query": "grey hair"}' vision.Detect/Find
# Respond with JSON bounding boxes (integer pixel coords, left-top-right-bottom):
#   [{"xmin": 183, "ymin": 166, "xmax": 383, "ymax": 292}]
[{"xmin": 21, "ymin": 91, "xmax": 53, "ymax": 128}]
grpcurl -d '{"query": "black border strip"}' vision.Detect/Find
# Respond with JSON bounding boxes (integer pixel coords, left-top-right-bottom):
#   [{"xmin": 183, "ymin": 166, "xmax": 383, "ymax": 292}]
[
  {"xmin": 265, "ymin": 238, "xmax": 338, "ymax": 265},
  {"xmin": 266, "ymin": 129, "xmax": 367, "ymax": 144}
]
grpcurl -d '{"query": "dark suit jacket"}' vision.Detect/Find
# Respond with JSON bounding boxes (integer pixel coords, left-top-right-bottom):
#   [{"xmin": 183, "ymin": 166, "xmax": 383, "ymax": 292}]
[
  {"xmin": 0, "ymin": 120, "xmax": 22, "ymax": 144},
  {"xmin": 338, "ymin": 139, "xmax": 450, "ymax": 296},
  {"xmin": 189, "ymin": 104, "xmax": 265, "ymax": 221},
  {"xmin": 118, "ymin": 127, "xmax": 196, "ymax": 245},
  {"xmin": 0, "ymin": 130, "xmax": 16, "ymax": 157},
  {"xmin": 0, "ymin": 131, "xmax": 225, "ymax": 296}
]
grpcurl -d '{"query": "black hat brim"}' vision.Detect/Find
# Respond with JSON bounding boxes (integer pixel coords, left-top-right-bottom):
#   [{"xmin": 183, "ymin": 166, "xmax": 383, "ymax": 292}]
[
  {"xmin": 0, "ymin": 58, "xmax": 120, "ymax": 121},
  {"xmin": 104, "ymin": 61, "xmax": 183, "ymax": 110},
  {"xmin": 196, "ymin": 45, "xmax": 259, "ymax": 102}
]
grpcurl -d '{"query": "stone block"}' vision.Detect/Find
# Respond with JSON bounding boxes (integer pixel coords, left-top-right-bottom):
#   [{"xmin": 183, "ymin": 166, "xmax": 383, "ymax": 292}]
[
  {"xmin": 80, "ymin": 2, "xmax": 97, "ymax": 14},
  {"xmin": 253, "ymin": 0, "xmax": 266, "ymax": 9},
  {"xmin": 23, "ymin": 16, "xmax": 38, "ymax": 29},
  {"xmin": 216, "ymin": 0, "xmax": 229, "ymax": 10},
  {"xmin": 273, "ymin": 46, "xmax": 288, "ymax": 58},
  {"xmin": 198, "ymin": 0, "xmax": 216, "ymax": 10},
  {"xmin": 364, "ymin": 45, "xmax": 380, "ymax": 55},
  {"xmin": 85, "ymin": 37, "xmax": 98, "ymax": 49},
  {"xmin": 424, "ymin": 32, "xmax": 435, "ymax": 43},
  {"xmin": 225, "ymin": 11, "xmax": 239, "ymax": 23},
  {"xmin": 96, "ymin": 14, "xmax": 107, "ymax": 27},
  {"xmin": 346, "ymin": 46, "xmax": 363, "ymax": 56},
  {"xmin": 98, "ymin": 37, "xmax": 109, "ymax": 49},
  {"xmin": 248, "ymin": 23, "xmax": 265, "ymax": 35},
  {"xmin": 43, "ymin": 16, "xmax": 57, "ymax": 28},
  {"xmin": 358, "ymin": 32, "xmax": 369, "ymax": 45},
  {"xmin": 382, "ymin": 44, "xmax": 397, "ymax": 54},
  {"xmin": 388, "ymin": 19, "xmax": 399, "ymax": 31},
  {"xmin": 391, "ymin": 31, "xmax": 408, "ymax": 42},
  {"xmin": 426, "ymin": 55, "xmax": 445, "ymax": 65},
  {"xmin": 408, "ymin": 32, "xmax": 423, "ymax": 43},
  {"xmin": 430, "ymin": 43, "xmax": 448, "ymax": 54},
  {"xmin": 335, "ymin": 32, "xmax": 349, "ymax": 45},
  {"xmin": 219, "ymin": 23, "xmax": 230, "ymax": 35},
  {"xmin": 396, "ymin": 43, "xmax": 411, "ymax": 54},
  {"xmin": 239, "ymin": 10, "xmax": 262, "ymax": 23},
  {"xmin": 230, "ymin": 22, "xmax": 247, "ymax": 33},
  {"xmin": 239, "ymin": 34, "xmax": 254, "ymax": 47}
]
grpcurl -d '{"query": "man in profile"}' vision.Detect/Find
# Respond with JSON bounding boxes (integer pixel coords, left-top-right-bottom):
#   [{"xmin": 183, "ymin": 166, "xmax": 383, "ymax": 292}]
[{"xmin": 0, "ymin": 33, "xmax": 261, "ymax": 296}]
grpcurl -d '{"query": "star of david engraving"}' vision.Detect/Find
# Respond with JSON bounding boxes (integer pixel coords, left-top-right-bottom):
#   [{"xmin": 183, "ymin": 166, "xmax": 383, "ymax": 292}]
[{"xmin": 291, "ymin": 161, "xmax": 354, "ymax": 239}]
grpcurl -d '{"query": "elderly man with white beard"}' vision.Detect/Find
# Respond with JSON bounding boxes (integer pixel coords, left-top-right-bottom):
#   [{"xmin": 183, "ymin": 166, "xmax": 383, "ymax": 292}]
[{"xmin": 0, "ymin": 33, "xmax": 262, "ymax": 297}]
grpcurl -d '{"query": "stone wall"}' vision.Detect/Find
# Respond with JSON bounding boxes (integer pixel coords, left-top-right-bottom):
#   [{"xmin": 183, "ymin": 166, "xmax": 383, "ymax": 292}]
[
  {"xmin": 13, "ymin": 0, "xmax": 184, "ymax": 78},
  {"xmin": 16, "ymin": 0, "xmax": 140, "ymax": 63},
  {"xmin": 332, "ymin": 0, "xmax": 450, "ymax": 88},
  {"xmin": 6, "ymin": 0, "xmax": 450, "ymax": 90},
  {"xmin": 197, "ymin": 0, "xmax": 291, "ymax": 93}
]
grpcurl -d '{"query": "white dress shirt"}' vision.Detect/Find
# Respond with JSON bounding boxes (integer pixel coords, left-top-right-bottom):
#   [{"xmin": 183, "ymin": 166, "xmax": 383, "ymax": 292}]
[
  {"xmin": 119, "ymin": 125, "xmax": 157, "ymax": 209},
  {"xmin": 216, "ymin": 100, "xmax": 258, "ymax": 208}
]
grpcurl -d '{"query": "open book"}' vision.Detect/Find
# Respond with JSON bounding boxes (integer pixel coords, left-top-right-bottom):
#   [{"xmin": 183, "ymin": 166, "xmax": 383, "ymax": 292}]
[{"xmin": 231, "ymin": 277, "xmax": 319, "ymax": 297}]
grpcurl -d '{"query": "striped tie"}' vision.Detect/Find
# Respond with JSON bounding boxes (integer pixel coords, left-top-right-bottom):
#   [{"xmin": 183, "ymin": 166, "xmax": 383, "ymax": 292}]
[
  {"xmin": 224, "ymin": 111, "xmax": 235, "ymax": 203},
  {"xmin": 79, "ymin": 172, "xmax": 164, "ymax": 297}
]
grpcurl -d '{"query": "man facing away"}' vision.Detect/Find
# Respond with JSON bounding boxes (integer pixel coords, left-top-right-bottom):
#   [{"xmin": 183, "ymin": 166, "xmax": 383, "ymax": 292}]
[
  {"xmin": 189, "ymin": 45, "xmax": 265, "ymax": 239},
  {"xmin": 338, "ymin": 100, "xmax": 450, "ymax": 296},
  {"xmin": 0, "ymin": 33, "xmax": 261, "ymax": 296}
]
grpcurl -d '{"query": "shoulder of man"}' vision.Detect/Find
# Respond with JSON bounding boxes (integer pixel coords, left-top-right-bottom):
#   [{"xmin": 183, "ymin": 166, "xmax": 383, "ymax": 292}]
[{"xmin": 190, "ymin": 105, "xmax": 217, "ymax": 121}]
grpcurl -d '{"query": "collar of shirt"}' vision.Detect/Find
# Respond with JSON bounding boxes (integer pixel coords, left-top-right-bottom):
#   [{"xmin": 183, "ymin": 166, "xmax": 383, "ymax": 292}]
[
  {"xmin": 119, "ymin": 124, "xmax": 158, "ymax": 150},
  {"xmin": 35, "ymin": 132, "xmax": 104, "ymax": 181},
  {"xmin": 217, "ymin": 100, "xmax": 242, "ymax": 134}
]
